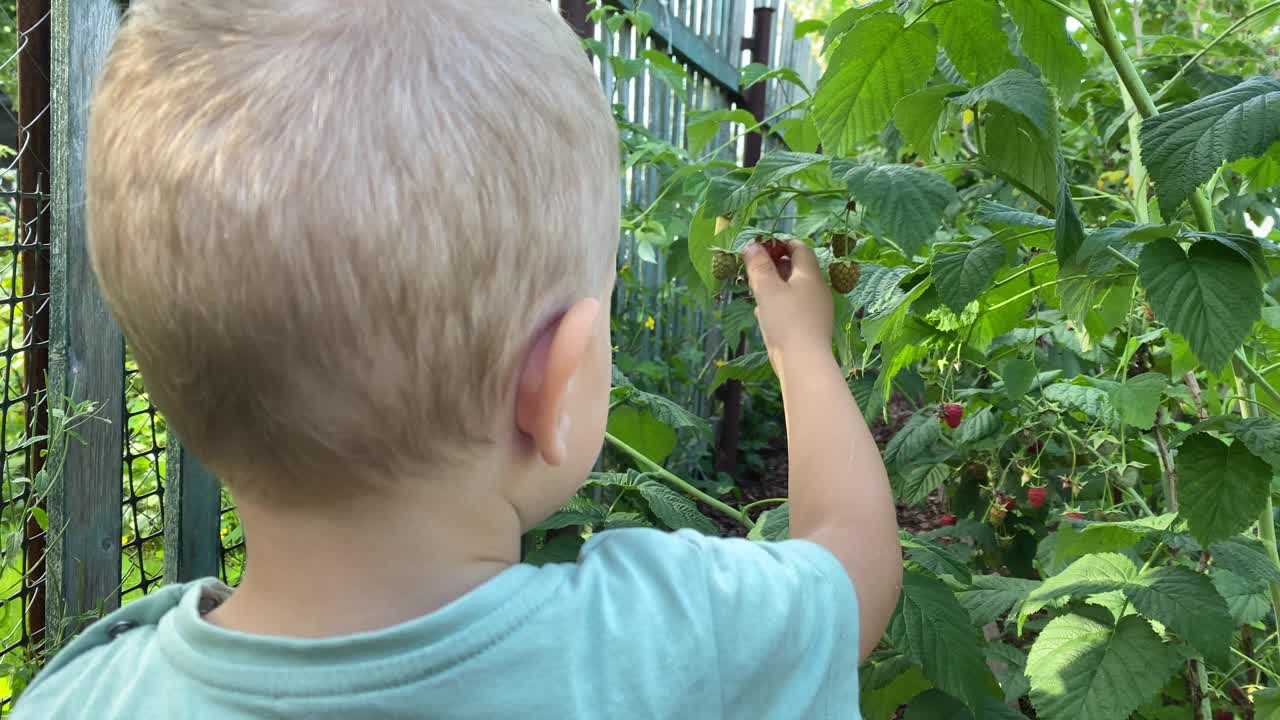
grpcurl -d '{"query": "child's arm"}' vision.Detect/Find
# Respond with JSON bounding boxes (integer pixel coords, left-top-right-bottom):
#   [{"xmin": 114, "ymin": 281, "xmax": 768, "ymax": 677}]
[{"xmin": 743, "ymin": 240, "xmax": 902, "ymax": 660}]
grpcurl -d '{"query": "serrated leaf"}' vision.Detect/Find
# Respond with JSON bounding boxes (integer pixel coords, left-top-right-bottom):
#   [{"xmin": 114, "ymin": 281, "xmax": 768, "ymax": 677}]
[
  {"xmin": 957, "ymin": 574, "xmax": 1042, "ymax": 625},
  {"xmin": 1209, "ymin": 536, "xmax": 1280, "ymax": 586},
  {"xmin": 813, "ymin": 13, "xmax": 938, "ymax": 154},
  {"xmin": 752, "ymin": 503, "xmax": 791, "ymax": 541},
  {"xmin": 888, "ymin": 568, "xmax": 993, "ymax": 712},
  {"xmin": 1001, "ymin": 359, "xmax": 1037, "ymax": 402},
  {"xmin": 933, "ymin": 240, "xmax": 1009, "ymax": 314},
  {"xmin": 894, "ymin": 84, "xmax": 964, "ymax": 158},
  {"xmin": 728, "ymin": 151, "xmax": 828, "ymax": 211},
  {"xmin": 1123, "ymin": 565, "xmax": 1233, "ymax": 664},
  {"xmin": 538, "ymin": 496, "xmax": 610, "ymax": 530},
  {"xmin": 1212, "ymin": 568, "xmax": 1272, "ymax": 626},
  {"xmin": 1228, "ymin": 416, "xmax": 1280, "ymax": 470},
  {"xmin": 1140, "ymin": 76, "xmax": 1280, "ymax": 216},
  {"xmin": 987, "ymin": 641, "xmax": 1030, "ymax": 704},
  {"xmin": 640, "ymin": 49, "xmax": 688, "ymax": 94},
  {"xmin": 850, "ymin": 264, "xmax": 911, "ymax": 316},
  {"xmin": 957, "ymin": 406, "xmax": 1002, "ymax": 445},
  {"xmin": 709, "ymin": 351, "xmax": 775, "ymax": 393},
  {"xmin": 603, "ymin": 512, "xmax": 650, "ymax": 529},
  {"xmin": 932, "ymin": 0, "xmax": 1018, "ymax": 86},
  {"xmin": 902, "ymin": 534, "xmax": 971, "ymax": 584},
  {"xmin": 1002, "ymin": 0, "xmax": 1086, "ymax": 101},
  {"xmin": 861, "ymin": 662, "xmax": 932, "ymax": 719},
  {"xmin": 884, "ymin": 412, "xmax": 945, "ymax": 466},
  {"xmin": 979, "ymin": 104, "xmax": 1058, "ymax": 209},
  {"xmin": 954, "ymin": 70, "xmax": 1053, "ymax": 133},
  {"xmin": 1021, "ymin": 553, "xmax": 1137, "ymax": 625},
  {"xmin": 637, "ymin": 481, "xmax": 719, "ymax": 535},
  {"xmin": 607, "ymin": 405, "xmax": 677, "ymax": 464},
  {"xmin": 686, "ymin": 108, "xmax": 757, "ymax": 154},
  {"xmin": 1257, "ymin": 688, "xmax": 1280, "ymax": 720},
  {"xmin": 1139, "ymin": 238, "xmax": 1262, "ymax": 371},
  {"xmin": 623, "ymin": 388, "xmax": 711, "ymax": 436},
  {"xmin": 1026, "ymin": 614, "xmax": 1181, "ymax": 720},
  {"xmin": 838, "ymin": 163, "xmax": 957, "ymax": 256},
  {"xmin": 1176, "ymin": 433, "xmax": 1273, "ymax": 546},
  {"xmin": 1186, "ymin": 231, "xmax": 1269, "ymax": 278},
  {"xmin": 524, "ymin": 533, "xmax": 585, "ymax": 566},
  {"xmin": 1102, "ymin": 372, "xmax": 1167, "ymax": 430},
  {"xmin": 975, "ymin": 200, "xmax": 1055, "ymax": 229},
  {"xmin": 687, "ymin": 206, "xmax": 718, "ymax": 291},
  {"xmin": 1042, "ymin": 382, "xmax": 1117, "ymax": 426},
  {"xmin": 897, "ymin": 463, "xmax": 951, "ymax": 505}
]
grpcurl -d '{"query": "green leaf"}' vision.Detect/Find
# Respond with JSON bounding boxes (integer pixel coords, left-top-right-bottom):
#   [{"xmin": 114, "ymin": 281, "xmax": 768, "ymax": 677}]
[
  {"xmin": 897, "ymin": 464, "xmax": 952, "ymax": 505},
  {"xmin": 1228, "ymin": 416, "xmax": 1280, "ymax": 470},
  {"xmin": 813, "ymin": 13, "xmax": 938, "ymax": 154},
  {"xmin": 1001, "ymin": 359, "xmax": 1037, "ymax": 402},
  {"xmin": 1021, "ymin": 553, "xmax": 1137, "ymax": 625},
  {"xmin": 637, "ymin": 481, "xmax": 718, "ymax": 534},
  {"xmin": 957, "ymin": 574, "xmax": 1042, "ymax": 626},
  {"xmin": 838, "ymin": 163, "xmax": 958, "ymax": 256},
  {"xmin": 1212, "ymin": 568, "xmax": 1272, "ymax": 626},
  {"xmin": 729, "ymin": 151, "xmax": 828, "ymax": 211},
  {"xmin": 975, "ymin": 200, "xmax": 1055, "ymax": 229},
  {"xmin": 1255, "ymin": 688, "xmax": 1280, "ymax": 720},
  {"xmin": 1209, "ymin": 536, "xmax": 1280, "ymax": 586},
  {"xmin": 755, "ymin": 503, "xmax": 790, "ymax": 541},
  {"xmin": 686, "ymin": 108, "xmax": 757, "ymax": 154},
  {"xmin": 1103, "ymin": 372, "xmax": 1167, "ymax": 430},
  {"xmin": 709, "ymin": 351, "xmax": 775, "ymax": 393},
  {"xmin": 824, "ymin": 0, "xmax": 894, "ymax": 46},
  {"xmin": 622, "ymin": 388, "xmax": 711, "ymax": 436},
  {"xmin": 932, "ymin": 240, "xmax": 1009, "ymax": 314},
  {"xmin": 954, "ymin": 70, "xmax": 1053, "ymax": 133},
  {"xmin": 1042, "ymin": 382, "xmax": 1117, "ymax": 426},
  {"xmin": 953, "ymin": 409, "xmax": 998, "ymax": 450},
  {"xmin": 603, "ymin": 512, "xmax": 651, "ymax": 529},
  {"xmin": 888, "ymin": 568, "xmax": 994, "ymax": 712},
  {"xmin": 931, "ymin": 0, "xmax": 1018, "ymax": 86},
  {"xmin": 893, "ymin": 84, "xmax": 964, "ymax": 158},
  {"xmin": 861, "ymin": 662, "xmax": 932, "ymax": 719},
  {"xmin": 1026, "ymin": 614, "xmax": 1181, "ymax": 720},
  {"xmin": 987, "ymin": 641, "xmax": 1030, "ymax": 704},
  {"xmin": 607, "ymin": 405, "xmax": 677, "ymax": 464},
  {"xmin": 1054, "ymin": 157, "xmax": 1085, "ymax": 263},
  {"xmin": 794, "ymin": 18, "xmax": 827, "ymax": 39},
  {"xmin": 29, "ymin": 507, "xmax": 48, "ymax": 532},
  {"xmin": 1187, "ymin": 231, "xmax": 1270, "ymax": 279},
  {"xmin": 538, "ymin": 496, "xmax": 609, "ymax": 530},
  {"xmin": 1139, "ymin": 237, "xmax": 1262, "ymax": 372},
  {"xmin": 740, "ymin": 63, "xmax": 809, "ymax": 93},
  {"xmin": 1123, "ymin": 565, "xmax": 1233, "ymax": 664},
  {"xmin": 1176, "ymin": 433, "xmax": 1273, "ymax": 546},
  {"xmin": 771, "ymin": 117, "xmax": 820, "ymax": 153},
  {"xmin": 884, "ymin": 412, "xmax": 945, "ymax": 467},
  {"xmin": 640, "ymin": 49, "xmax": 688, "ymax": 94},
  {"xmin": 979, "ymin": 104, "xmax": 1058, "ymax": 209},
  {"xmin": 901, "ymin": 534, "xmax": 971, "ymax": 584},
  {"xmin": 1140, "ymin": 76, "xmax": 1280, "ymax": 216},
  {"xmin": 1001, "ymin": 0, "xmax": 1086, "ymax": 101},
  {"xmin": 524, "ymin": 533, "xmax": 584, "ymax": 566},
  {"xmin": 687, "ymin": 206, "xmax": 718, "ymax": 291}
]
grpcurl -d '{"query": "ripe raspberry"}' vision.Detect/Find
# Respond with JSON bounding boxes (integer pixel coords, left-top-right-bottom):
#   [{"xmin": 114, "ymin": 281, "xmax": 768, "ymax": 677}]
[
  {"xmin": 1027, "ymin": 487, "xmax": 1048, "ymax": 509},
  {"xmin": 941, "ymin": 403, "xmax": 963, "ymax": 429},
  {"xmin": 711, "ymin": 249, "xmax": 740, "ymax": 282},
  {"xmin": 1064, "ymin": 512, "xmax": 1085, "ymax": 520},
  {"xmin": 1216, "ymin": 711, "xmax": 1233, "ymax": 720},
  {"xmin": 940, "ymin": 514, "xmax": 957, "ymax": 527},
  {"xmin": 829, "ymin": 261, "xmax": 861, "ymax": 294},
  {"xmin": 1002, "ymin": 497, "xmax": 1017, "ymax": 512},
  {"xmin": 758, "ymin": 237, "xmax": 789, "ymax": 265},
  {"xmin": 829, "ymin": 232, "xmax": 855, "ymax": 257}
]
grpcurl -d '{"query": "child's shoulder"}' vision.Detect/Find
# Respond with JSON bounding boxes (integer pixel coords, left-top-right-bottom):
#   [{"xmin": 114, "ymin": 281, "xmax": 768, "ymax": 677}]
[{"xmin": 10, "ymin": 582, "xmax": 206, "ymax": 719}]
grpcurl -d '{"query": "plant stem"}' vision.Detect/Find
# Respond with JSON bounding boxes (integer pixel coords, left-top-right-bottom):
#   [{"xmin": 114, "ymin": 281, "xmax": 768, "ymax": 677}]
[
  {"xmin": 1033, "ymin": 0, "xmax": 1101, "ymax": 39},
  {"xmin": 1087, "ymin": 0, "xmax": 1217, "ymax": 233},
  {"xmin": 1153, "ymin": 412, "xmax": 1179, "ymax": 511},
  {"xmin": 1156, "ymin": 0, "xmax": 1280, "ymax": 103},
  {"xmin": 604, "ymin": 431, "xmax": 754, "ymax": 529}
]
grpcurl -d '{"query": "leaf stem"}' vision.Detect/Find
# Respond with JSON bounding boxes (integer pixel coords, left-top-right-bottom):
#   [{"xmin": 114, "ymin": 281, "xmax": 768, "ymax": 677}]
[
  {"xmin": 1032, "ymin": 0, "xmax": 1102, "ymax": 40},
  {"xmin": 604, "ymin": 431, "xmax": 754, "ymax": 529}
]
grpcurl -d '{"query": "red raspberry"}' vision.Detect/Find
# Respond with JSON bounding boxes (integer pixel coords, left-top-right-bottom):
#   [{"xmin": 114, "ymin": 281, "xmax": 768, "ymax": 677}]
[
  {"xmin": 941, "ymin": 404, "xmax": 964, "ymax": 429},
  {"xmin": 1216, "ymin": 711, "xmax": 1234, "ymax": 720},
  {"xmin": 1027, "ymin": 487, "xmax": 1048, "ymax": 509},
  {"xmin": 1064, "ymin": 512, "xmax": 1085, "ymax": 520},
  {"xmin": 759, "ymin": 238, "xmax": 789, "ymax": 265},
  {"xmin": 940, "ymin": 514, "xmax": 957, "ymax": 527}
]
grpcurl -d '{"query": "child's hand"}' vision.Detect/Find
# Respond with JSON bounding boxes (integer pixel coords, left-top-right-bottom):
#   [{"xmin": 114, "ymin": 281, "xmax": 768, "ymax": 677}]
[{"xmin": 742, "ymin": 240, "xmax": 834, "ymax": 361}]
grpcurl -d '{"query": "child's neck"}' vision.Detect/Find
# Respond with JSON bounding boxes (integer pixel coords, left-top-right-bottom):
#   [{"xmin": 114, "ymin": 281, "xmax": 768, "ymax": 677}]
[{"xmin": 205, "ymin": 480, "xmax": 524, "ymax": 639}]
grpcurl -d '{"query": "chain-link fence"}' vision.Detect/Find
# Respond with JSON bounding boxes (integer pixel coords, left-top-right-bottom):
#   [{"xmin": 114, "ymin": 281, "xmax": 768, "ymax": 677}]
[{"xmin": 0, "ymin": 1, "xmax": 820, "ymax": 712}]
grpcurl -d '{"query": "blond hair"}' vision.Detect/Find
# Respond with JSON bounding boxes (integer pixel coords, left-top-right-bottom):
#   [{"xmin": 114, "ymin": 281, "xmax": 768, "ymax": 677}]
[{"xmin": 87, "ymin": 0, "xmax": 620, "ymax": 500}]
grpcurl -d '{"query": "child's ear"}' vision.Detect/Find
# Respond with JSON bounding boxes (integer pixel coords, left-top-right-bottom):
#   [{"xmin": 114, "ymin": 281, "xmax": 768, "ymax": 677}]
[{"xmin": 516, "ymin": 298, "xmax": 601, "ymax": 466}]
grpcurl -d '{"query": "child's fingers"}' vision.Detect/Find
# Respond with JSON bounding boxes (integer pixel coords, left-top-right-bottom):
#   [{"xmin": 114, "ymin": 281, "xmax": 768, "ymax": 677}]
[
  {"xmin": 743, "ymin": 243, "xmax": 784, "ymax": 297},
  {"xmin": 784, "ymin": 240, "xmax": 821, "ymax": 281}
]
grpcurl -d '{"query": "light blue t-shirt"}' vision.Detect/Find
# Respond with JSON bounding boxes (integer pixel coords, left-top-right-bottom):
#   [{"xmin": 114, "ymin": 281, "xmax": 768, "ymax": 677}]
[{"xmin": 12, "ymin": 528, "xmax": 861, "ymax": 719}]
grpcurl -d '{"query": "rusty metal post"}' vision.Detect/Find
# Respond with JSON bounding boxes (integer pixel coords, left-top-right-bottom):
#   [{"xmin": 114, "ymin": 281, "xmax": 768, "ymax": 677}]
[
  {"xmin": 715, "ymin": 4, "xmax": 775, "ymax": 476},
  {"xmin": 561, "ymin": 0, "xmax": 594, "ymax": 39},
  {"xmin": 18, "ymin": 0, "xmax": 53, "ymax": 650}
]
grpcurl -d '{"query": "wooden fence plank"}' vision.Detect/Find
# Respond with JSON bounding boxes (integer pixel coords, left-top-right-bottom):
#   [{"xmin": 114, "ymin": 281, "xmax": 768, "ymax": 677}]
[
  {"xmin": 607, "ymin": 0, "xmax": 743, "ymax": 102},
  {"xmin": 163, "ymin": 441, "xmax": 221, "ymax": 582},
  {"xmin": 46, "ymin": 0, "xmax": 123, "ymax": 636}
]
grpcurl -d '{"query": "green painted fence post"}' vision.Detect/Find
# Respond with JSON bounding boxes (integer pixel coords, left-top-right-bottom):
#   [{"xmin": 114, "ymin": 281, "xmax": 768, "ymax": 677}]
[{"xmin": 163, "ymin": 442, "xmax": 222, "ymax": 583}]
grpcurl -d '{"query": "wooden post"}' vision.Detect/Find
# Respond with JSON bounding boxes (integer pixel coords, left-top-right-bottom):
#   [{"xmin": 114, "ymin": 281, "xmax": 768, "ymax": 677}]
[
  {"xmin": 163, "ymin": 442, "xmax": 221, "ymax": 582},
  {"xmin": 46, "ymin": 0, "xmax": 123, "ymax": 636},
  {"xmin": 714, "ymin": 4, "xmax": 774, "ymax": 477}
]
